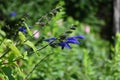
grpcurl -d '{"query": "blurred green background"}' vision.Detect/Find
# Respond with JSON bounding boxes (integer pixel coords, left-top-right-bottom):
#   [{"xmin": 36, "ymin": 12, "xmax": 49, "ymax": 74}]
[{"xmin": 0, "ymin": 0, "xmax": 119, "ymax": 80}]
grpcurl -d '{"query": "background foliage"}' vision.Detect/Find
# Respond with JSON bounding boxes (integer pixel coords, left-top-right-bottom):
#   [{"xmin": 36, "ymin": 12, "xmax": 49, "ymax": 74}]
[
  {"xmin": 64, "ymin": 0, "xmax": 113, "ymax": 42},
  {"xmin": 0, "ymin": 0, "xmax": 117, "ymax": 80}
]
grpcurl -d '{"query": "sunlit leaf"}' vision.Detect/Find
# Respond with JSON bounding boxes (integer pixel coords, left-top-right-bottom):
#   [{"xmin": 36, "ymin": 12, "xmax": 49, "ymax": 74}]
[
  {"xmin": 24, "ymin": 41, "xmax": 37, "ymax": 52},
  {"xmin": 18, "ymin": 31, "xmax": 26, "ymax": 42},
  {"xmin": 5, "ymin": 39, "xmax": 22, "ymax": 57},
  {"xmin": 23, "ymin": 22, "xmax": 32, "ymax": 36},
  {"xmin": 8, "ymin": 43, "xmax": 22, "ymax": 57}
]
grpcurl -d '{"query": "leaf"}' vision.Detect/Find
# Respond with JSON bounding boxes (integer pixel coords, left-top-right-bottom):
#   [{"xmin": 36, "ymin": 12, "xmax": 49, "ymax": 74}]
[
  {"xmin": 4, "ymin": 39, "xmax": 12, "ymax": 44},
  {"xmin": 23, "ymin": 51, "xmax": 28, "ymax": 60},
  {"xmin": 8, "ymin": 53, "xmax": 15, "ymax": 61},
  {"xmin": 12, "ymin": 62, "xmax": 25, "ymax": 77},
  {"xmin": 0, "ymin": 29, "xmax": 6, "ymax": 37},
  {"xmin": 4, "ymin": 39, "xmax": 22, "ymax": 57},
  {"xmin": 24, "ymin": 41, "xmax": 37, "ymax": 52},
  {"xmin": 23, "ymin": 22, "xmax": 32, "ymax": 36},
  {"xmin": 18, "ymin": 32, "xmax": 26, "ymax": 42},
  {"xmin": 8, "ymin": 43, "xmax": 22, "ymax": 57},
  {"xmin": 0, "ymin": 74, "xmax": 6, "ymax": 80},
  {"xmin": 2, "ymin": 67, "xmax": 15, "ymax": 80}
]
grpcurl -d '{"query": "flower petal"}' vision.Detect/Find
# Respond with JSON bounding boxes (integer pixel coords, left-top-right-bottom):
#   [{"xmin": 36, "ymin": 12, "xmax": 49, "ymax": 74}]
[
  {"xmin": 67, "ymin": 39, "xmax": 80, "ymax": 44},
  {"xmin": 67, "ymin": 37, "xmax": 79, "ymax": 44},
  {"xmin": 58, "ymin": 42, "xmax": 71, "ymax": 49},
  {"xmin": 75, "ymin": 36, "xmax": 84, "ymax": 39}
]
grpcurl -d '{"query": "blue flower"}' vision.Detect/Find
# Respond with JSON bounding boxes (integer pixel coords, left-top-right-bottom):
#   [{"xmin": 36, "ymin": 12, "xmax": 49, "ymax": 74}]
[
  {"xmin": 75, "ymin": 35, "xmax": 84, "ymax": 39},
  {"xmin": 10, "ymin": 11, "xmax": 16, "ymax": 17},
  {"xmin": 66, "ymin": 36, "xmax": 84, "ymax": 44},
  {"xmin": 58, "ymin": 42, "xmax": 71, "ymax": 49},
  {"xmin": 59, "ymin": 36, "xmax": 84, "ymax": 49},
  {"xmin": 44, "ymin": 35, "xmax": 84, "ymax": 49},
  {"xmin": 67, "ymin": 37, "xmax": 80, "ymax": 44},
  {"xmin": 18, "ymin": 27, "xmax": 27, "ymax": 33}
]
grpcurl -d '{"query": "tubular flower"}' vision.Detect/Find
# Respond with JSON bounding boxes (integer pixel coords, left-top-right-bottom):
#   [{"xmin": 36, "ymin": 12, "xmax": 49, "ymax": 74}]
[
  {"xmin": 66, "ymin": 36, "xmax": 84, "ymax": 44},
  {"xmin": 58, "ymin": 42, "xmax": 71, "ymax": 49},
  {"xmin": 44, "ymin": 35, "xmax": 84, "ymax": 49}
]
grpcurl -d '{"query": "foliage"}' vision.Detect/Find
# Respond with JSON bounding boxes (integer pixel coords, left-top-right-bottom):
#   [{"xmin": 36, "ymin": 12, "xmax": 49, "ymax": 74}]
[
  {"xmin": 64, "ymin": 0, "xmax": 113, "ymax": 38},
  {"xmin": 0, "ymin": 0, "xmax": 117, "ymax": 80},
  {"xmin": 64, "ymin": 0, "xmax": 112, "ymax": 26},
  {"xmin": 0, "ymin": 0, "xmax": 59, "ymax": 38}
]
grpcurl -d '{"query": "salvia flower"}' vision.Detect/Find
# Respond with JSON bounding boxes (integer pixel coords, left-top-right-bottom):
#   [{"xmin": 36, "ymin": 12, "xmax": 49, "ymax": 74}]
[
  {"xmin": 44, "ymin": 35, "xmax": 84, "ymax": 49},
  {"xmin": 58, "ymin": 42, "xmax": 71, "ymax": 49},
  {"xmin": 67, "ymin": 37, "xmax": 80, "ymax": 44},
  {"xmin": 10, "ymin": 11, "xmax": 16, "ymax": 17},
  {"xmin": 18, "ymin": 27, "xmax": 27, "ymax": 33}
]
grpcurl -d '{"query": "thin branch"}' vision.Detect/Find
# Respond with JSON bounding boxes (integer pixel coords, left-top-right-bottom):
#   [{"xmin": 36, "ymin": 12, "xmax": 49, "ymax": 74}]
[
  {"xmin": 36, "ymin": 40, "xmax": 54, "ymax": 51},
  {"xmin": 23, "ymin": 52, "xmax": 54, "ymax": 80}
]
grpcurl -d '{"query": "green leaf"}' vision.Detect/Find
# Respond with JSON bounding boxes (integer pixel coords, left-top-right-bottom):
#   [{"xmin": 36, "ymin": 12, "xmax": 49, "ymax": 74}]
[
  {"xmin": 23, "ymin": 22, "xmax": 32, "ymax": 36},
  {"xmin": 0, "ymin": 29, "xmax": 6, "ymax": 37},
  {"xmin": 0, "ymin": 74, "xmax": 6, "ymax": 80},
  {"xmin": 24, "ymin": 41, "xmax": 37, "ymax": 52},
  {"xmin": 4, "ymin": 39, "xmax": 21, "ymax": 57},
  {"xmin": 8, "ymin": 43, "xmax": 22, "ymax": 57},
  {"xmin": 8, "ymin": 53, "xmax": 15, "ymax": 61},
  {"xmin": 2, "ymin": 67, "xmax": 15, "ymax": 80},
  {"xmin": 4, "ymin": 39, "xmax": 12, "ymax": 44},
  {"xmin": 23, "ymin": 51, "xmax": 28, "ymax": 60},
  {"xmin": 18, "ymin": 31, "xmax": 26, "ymax": 42},
  {"xmin": 12, "ymin": 62, "xmax": 25, "ymax": 77}
]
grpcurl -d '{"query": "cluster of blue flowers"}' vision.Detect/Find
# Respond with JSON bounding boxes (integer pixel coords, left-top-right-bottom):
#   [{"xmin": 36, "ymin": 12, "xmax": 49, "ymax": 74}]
[
  {"xmin": 18, "ymin": 26, "xmax": 32, "ymax": 33},
  {"xmin": 44, "ymin": 36, "xmax": 84, "ymax": 49}
]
